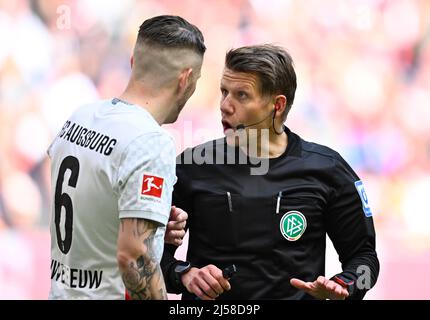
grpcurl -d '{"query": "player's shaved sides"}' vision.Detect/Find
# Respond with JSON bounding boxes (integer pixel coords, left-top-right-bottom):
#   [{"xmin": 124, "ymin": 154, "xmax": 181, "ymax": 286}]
[
  {"xmin": 131, "ymin": 15, "xmax": 205, "ymax": 89},
  {"xmin": 132, "ymin": 44, "xmax": 202, "ymax": 89}
]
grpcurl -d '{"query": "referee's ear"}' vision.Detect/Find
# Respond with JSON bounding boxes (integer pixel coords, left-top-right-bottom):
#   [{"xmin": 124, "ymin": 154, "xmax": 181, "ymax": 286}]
[{"xmin": 273, "ymin": 94, "xmax": 287, "ymax": 118}]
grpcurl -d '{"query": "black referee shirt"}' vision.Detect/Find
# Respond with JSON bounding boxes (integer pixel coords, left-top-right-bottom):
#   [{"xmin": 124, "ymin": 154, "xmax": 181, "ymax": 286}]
[{"xmin": 161, "ymin": 128, "xmax": 379, "ymax": 300}]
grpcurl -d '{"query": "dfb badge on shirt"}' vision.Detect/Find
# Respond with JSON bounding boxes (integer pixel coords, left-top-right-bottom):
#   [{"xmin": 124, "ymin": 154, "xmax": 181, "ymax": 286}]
[{"xmin": 141, "ymin": 174, "xmax": 164, "ymax": 198}]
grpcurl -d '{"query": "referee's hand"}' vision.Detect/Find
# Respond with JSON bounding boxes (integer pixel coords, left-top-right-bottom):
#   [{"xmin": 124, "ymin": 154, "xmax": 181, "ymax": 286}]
[
  {"xmin": 164, "ymin": 206, "xmax": 187, "ymax": 246},
  {"xmin": 290, "ymin": 276, "xmax": 349, "ymax": 300},
  {"xmin": 181, "ymin": 265, "xmax": 231, "ymax": 300}
]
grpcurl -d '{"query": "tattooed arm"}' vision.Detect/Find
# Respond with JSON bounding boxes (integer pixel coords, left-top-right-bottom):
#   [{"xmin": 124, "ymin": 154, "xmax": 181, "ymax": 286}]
[{"xmin": 117, "ymin": 218, "xmax": 167, "ymax": 300}]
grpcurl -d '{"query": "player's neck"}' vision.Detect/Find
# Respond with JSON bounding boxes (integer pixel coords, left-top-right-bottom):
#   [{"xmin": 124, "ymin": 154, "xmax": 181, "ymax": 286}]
[{"xmin": 118, "ymin": 84, "xmax": 173, "ymax": 125}]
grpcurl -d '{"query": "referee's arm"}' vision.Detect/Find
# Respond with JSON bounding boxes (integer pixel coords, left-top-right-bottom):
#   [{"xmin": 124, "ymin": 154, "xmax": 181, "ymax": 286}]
[
  {"xmin": 325, "ymin": 157, "xmax": 380, "ymax": 300},
  {"xmin": 161, "ymin": 154, "xmax": 193, "ymax": 294}
]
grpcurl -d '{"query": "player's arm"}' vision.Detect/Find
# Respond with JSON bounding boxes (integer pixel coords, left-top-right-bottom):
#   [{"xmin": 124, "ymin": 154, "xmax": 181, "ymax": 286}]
[
  {"xmin": 117, "ymin": 217, "xmax": 167, "ymax": 300},
  {"xmin": 115, "ymin": 133, "xmax": 176, "ymax": 299}
]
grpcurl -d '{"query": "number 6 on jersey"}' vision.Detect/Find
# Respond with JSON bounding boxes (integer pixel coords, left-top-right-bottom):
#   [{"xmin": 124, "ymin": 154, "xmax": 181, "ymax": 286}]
[{"xmin": 54, "ymin": 156, "xmax": 80, "ymax": 254}]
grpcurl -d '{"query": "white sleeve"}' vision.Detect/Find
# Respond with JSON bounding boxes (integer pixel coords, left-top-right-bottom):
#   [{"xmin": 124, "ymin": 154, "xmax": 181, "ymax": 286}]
[{"xmin": 115, "ymin": 132, "xmax": 177, "ymax": 226}]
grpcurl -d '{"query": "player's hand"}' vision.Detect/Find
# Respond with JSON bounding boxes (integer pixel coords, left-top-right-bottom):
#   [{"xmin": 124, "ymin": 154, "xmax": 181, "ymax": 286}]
[
  {"xmin": 164, "ymin": 206, "xmax": 187, "ymax": 246},
  {"xmin": 290, "ymin": 276, "xmax": 349, "ymax": 300},
  {"xmin": 181, "ymin": 265, "xmax": 231, "ymax": 300}
]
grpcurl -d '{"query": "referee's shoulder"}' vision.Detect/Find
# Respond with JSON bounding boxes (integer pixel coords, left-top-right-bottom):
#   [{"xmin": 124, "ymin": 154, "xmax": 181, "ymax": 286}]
[
  {"xmin": 298, "ymin": 135, "xmax": 345, "ymax": 165},
  {"xmin": 298, "ymin": 136, "xmax": 359, "ymax": 182}
]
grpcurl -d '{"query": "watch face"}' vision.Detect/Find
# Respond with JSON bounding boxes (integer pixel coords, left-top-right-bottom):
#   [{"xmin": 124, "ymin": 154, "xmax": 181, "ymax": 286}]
[{"xmin": 175, "ymin": 262, "xmax": 191, "ymax": 274}]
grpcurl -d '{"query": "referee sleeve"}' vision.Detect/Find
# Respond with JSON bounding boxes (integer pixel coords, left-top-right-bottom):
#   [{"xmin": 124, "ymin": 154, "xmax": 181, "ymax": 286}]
[
  {"xmin": 161, "ymin": 149, "xmax": 193, "ymax": 294},
  {"xmin": 325, "ymin": 155, "xmax": 380, "ymax": 300}
]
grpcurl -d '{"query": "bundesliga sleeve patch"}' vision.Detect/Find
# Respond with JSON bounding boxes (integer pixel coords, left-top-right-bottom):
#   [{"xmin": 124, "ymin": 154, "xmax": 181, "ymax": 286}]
[
  {"xmin": 140, "ymin": 174, "xmax": 164, "ymax": 198},
  {"xmin": 354, "ymin": 180, "xmax": 373, "ymax": 217}
]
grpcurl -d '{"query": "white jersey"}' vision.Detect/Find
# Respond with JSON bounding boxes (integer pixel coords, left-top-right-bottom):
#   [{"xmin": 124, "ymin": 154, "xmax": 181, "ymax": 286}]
[{"xmin": 47, "ymin": 99, "xmax": 176, "ymax": 300}]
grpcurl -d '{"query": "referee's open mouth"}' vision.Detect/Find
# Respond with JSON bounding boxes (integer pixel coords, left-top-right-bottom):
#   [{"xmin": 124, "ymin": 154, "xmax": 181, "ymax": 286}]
[{"xmin": 222, "ymin": 120, "xmax": 234, "ymax": 134}]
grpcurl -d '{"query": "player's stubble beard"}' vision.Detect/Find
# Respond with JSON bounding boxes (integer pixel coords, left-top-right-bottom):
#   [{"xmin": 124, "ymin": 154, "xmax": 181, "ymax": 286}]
[{"xmin": 165, "ymin": 80, "xmax": 196, "ymax": 124}]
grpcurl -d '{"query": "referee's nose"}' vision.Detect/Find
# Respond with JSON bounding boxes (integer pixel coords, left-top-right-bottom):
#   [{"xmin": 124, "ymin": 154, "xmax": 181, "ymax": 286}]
[{"xmin": 220, "ymin": 95, "xmax": 234, "ymax": 116}]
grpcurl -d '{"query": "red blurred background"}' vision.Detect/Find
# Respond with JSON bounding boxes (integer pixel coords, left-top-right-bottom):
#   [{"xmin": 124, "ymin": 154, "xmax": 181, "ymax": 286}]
[{"xmin": 0, "ymin": 0, "xmax": 429, "ymax": 299}]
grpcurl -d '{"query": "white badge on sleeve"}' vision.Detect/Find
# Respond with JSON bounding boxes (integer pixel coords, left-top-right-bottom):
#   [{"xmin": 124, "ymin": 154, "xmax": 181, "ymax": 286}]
[{"xmin": 354, "ymin": 180, "xmax": 372, "ymax": 217}]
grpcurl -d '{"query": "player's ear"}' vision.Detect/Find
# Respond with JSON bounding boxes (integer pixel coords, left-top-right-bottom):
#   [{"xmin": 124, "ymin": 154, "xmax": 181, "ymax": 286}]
[
  {"xmin": 130, "ymin": 56, "xmax": 134, "ymax": 68},
  {"xmin": 177, "ymin": 68, "xmax": 193, "ymax": 94}
]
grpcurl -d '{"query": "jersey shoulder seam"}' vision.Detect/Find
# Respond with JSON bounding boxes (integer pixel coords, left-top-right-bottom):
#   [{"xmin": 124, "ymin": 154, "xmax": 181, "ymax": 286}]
[{"xmin": 300, "ymin": 139, "xmax": 343, "ymax": 163}]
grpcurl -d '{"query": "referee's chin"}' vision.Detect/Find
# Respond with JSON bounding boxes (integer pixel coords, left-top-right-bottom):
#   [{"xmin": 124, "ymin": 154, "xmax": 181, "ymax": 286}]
[{"xmin": 225, "ymin": 128, "xmax": 248, "ymax": 147}]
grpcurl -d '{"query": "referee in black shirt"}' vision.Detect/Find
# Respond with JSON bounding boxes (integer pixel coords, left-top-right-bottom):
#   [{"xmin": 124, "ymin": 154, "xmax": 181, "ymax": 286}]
[{"xmin": 161, "ymin": 44, "xmax": 379, "ymax": 300}]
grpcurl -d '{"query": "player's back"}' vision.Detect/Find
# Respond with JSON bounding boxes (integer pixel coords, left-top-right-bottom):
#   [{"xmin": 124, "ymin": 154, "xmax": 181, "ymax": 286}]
[{"xmin": 47, "ymin": 99, "xmax": 169, "ymax": 299}]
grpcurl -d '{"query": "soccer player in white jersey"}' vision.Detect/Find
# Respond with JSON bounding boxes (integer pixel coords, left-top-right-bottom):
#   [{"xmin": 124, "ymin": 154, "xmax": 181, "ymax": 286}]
[{"xmin": 47, "ymin": 15, "xmax": 205, "ymax": 300}]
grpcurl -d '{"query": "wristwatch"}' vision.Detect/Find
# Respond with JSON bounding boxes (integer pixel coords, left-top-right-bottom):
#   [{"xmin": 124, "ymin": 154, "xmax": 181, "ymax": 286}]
[
  {"xmin": 174, "ymin": 261, "xmax": 192, "ymax": 292},
  {"xmin": 332, "ymin": 275, "xmax": 355, "ymax": 297}
]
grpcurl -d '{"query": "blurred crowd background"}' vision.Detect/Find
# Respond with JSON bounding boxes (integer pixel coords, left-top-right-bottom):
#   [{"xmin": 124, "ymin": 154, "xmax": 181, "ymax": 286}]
[{"xmin": 0, "ymin": 0, "xmax": 429, "ymax": 299}]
